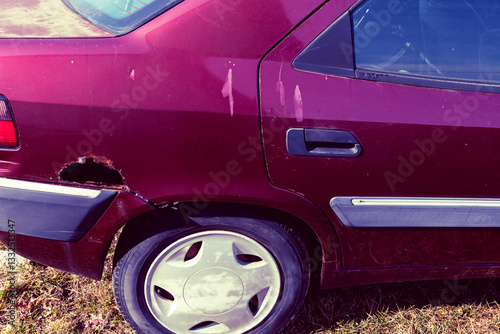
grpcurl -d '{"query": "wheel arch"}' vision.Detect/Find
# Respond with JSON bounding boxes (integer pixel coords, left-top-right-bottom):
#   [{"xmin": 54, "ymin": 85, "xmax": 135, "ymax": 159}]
[{"xmin": 113, "ymin": 201, "xmax": 326, "ymax": 282}]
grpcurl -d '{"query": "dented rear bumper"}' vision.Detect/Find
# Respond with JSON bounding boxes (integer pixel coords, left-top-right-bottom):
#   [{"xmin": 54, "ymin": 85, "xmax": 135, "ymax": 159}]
[{"xmin": 0, "ymin": 178, "xmax": 116, "ymax": 242}]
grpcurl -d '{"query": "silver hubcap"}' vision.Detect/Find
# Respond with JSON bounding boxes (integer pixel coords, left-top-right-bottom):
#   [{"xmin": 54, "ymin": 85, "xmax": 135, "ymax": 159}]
[
  {"xmin": 144, "ymin": 231, "xmax": 282, "ymax": 334},
  {"xmin": 184, "ymin": 267, "xmax": 243, "ymax": 314}
]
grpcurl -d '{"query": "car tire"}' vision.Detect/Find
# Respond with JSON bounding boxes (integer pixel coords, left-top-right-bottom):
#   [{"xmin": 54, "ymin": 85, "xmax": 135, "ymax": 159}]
[{"xmin": 113, "ymin": 216, "xmax": 310, "ymax": 334}]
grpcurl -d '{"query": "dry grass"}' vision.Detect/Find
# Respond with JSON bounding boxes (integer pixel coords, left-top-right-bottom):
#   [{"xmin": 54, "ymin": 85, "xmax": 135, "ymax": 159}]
[
  {"xmin": 0, "ymin": 238, "xmax": 133, "ymax": 334},
  {"xmin": 2, "ymin": 239, "xmax": 500, "ymax": 334},
  {"xmin": 286, "ymin": 279, "xmax": 500, "ymax": 333}
]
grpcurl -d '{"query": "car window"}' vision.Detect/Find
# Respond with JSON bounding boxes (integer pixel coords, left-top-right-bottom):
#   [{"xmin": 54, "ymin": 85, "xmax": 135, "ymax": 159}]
[
  {"xmin": 64, "ymin": 0, "xmax": 182, "ymax": 35},
  {"xmin": 353, "ymin": 0, "xmax": 500, "ymax": 83},
  {"xmin": 293, "ymin": 0, "xmax": 500, "ymax": 92}
]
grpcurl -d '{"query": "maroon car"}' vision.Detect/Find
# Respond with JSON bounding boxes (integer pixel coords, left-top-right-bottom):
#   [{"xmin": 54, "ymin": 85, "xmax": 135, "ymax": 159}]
[{"xmin": 2, "ymin": 0, "xmax": 500, "ymax": 333}]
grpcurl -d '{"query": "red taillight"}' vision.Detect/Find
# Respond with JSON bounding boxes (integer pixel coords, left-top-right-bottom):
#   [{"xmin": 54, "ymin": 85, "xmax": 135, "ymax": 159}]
[{"xmin": 0, "ymin": 97, "xmax": 18, "ymax": 148}]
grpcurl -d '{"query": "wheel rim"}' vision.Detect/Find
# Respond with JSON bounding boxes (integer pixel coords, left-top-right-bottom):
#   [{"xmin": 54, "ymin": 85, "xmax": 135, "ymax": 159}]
[{"xmin": 144, "ymin": 230, "xmax": 282, "ymax": 334}]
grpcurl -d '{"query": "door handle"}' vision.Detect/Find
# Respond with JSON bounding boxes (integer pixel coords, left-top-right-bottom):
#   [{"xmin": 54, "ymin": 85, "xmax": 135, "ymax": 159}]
[{"xmin": 286, "ymin": 128, "xmax": 362, "ymax": 157}]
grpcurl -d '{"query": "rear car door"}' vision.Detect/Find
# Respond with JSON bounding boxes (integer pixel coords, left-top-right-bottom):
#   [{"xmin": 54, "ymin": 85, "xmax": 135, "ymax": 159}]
[{"xmin": 260, "ymin": 0, "xmax": 500, "ymax": 269}]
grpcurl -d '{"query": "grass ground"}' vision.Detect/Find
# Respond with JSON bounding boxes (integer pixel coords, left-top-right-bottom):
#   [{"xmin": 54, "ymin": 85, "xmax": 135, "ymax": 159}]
[{"xmin": 2, "ymin": 238, "xmax": 500, "ymax": 333}]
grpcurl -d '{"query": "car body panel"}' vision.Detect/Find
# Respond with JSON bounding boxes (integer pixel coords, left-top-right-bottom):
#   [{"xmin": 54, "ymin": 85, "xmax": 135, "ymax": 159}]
[
  {"xmin": 0, "ymin": 0, "xmax": 343, "ymax": 280},
  {"xmin": 260, "ymin": 0, "xmax": 500, "ymax": 271},
  {"xmin": 0, "ymin": 0, "xmax": 324, "ymax": 194}
]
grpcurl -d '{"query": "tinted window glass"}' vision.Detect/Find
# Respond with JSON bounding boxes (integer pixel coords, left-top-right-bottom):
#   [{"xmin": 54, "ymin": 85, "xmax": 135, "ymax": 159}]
[
  {"xmin": 353, "ymin": 0, "xmax": 500, "ymax": 83},
  {"xmin": 84, "ymin": 0, "xmax": 156, "ymax": 19},
  {"xmin": 65, "ymin": 0, "xmax": 182, "ymax": 35}
]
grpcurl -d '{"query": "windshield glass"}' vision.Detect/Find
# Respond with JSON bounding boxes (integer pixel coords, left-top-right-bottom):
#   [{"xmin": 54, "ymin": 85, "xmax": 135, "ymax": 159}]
[{"xmin": 64, "ymin": 0, "xmax": 182, "ymax": 35}]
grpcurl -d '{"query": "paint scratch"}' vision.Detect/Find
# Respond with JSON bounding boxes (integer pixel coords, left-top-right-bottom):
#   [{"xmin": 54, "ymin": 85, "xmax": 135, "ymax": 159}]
[
  {"xmin": 276, "ymin": 62, "xmax": 286, "ymax": 107},
  {"xmin": 222, "ymin": 68, "xmax": 234, "ymax": 116},
  {"xmin": 294, "ymin": 85, "xmax": 303, "ymax": 122}
]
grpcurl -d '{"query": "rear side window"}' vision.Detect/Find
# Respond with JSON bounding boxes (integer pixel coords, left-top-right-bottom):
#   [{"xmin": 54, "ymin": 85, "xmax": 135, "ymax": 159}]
[
  {"xmin": 353, "ymin": 0, "xmax": 500, "ymax": 83},
  {"xmin": 293, "ymin": 0, "xmax": 500, "ymax": 92},
  {"xmin": 65, "ymin": 0, "xmax": 183, "ymax": 35}
]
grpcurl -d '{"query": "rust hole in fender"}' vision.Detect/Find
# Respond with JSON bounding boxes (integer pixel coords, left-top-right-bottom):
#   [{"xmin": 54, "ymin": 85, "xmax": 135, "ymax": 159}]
[{"xmin": 59, "ymin": 156, "xmax": 125, "ymax": 187}]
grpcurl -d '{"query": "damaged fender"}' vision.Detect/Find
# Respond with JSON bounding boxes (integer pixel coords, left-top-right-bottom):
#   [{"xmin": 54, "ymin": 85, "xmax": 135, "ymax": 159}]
[{"xmin": 58, "ymin": 155, "xmax": 126, "ymax": 188}]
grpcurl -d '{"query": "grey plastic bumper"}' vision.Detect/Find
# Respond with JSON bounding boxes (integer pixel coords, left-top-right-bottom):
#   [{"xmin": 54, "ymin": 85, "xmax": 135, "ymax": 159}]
[{"xmin": 0, "ymin": 178, "xmax": 116, "ymax": 241}]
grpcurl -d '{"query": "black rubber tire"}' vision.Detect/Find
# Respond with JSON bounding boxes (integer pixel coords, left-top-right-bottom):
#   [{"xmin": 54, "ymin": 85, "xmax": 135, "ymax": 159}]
[{"xmin": 112, "ymin": 216, "xmax": 310, "ymax": 334}]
